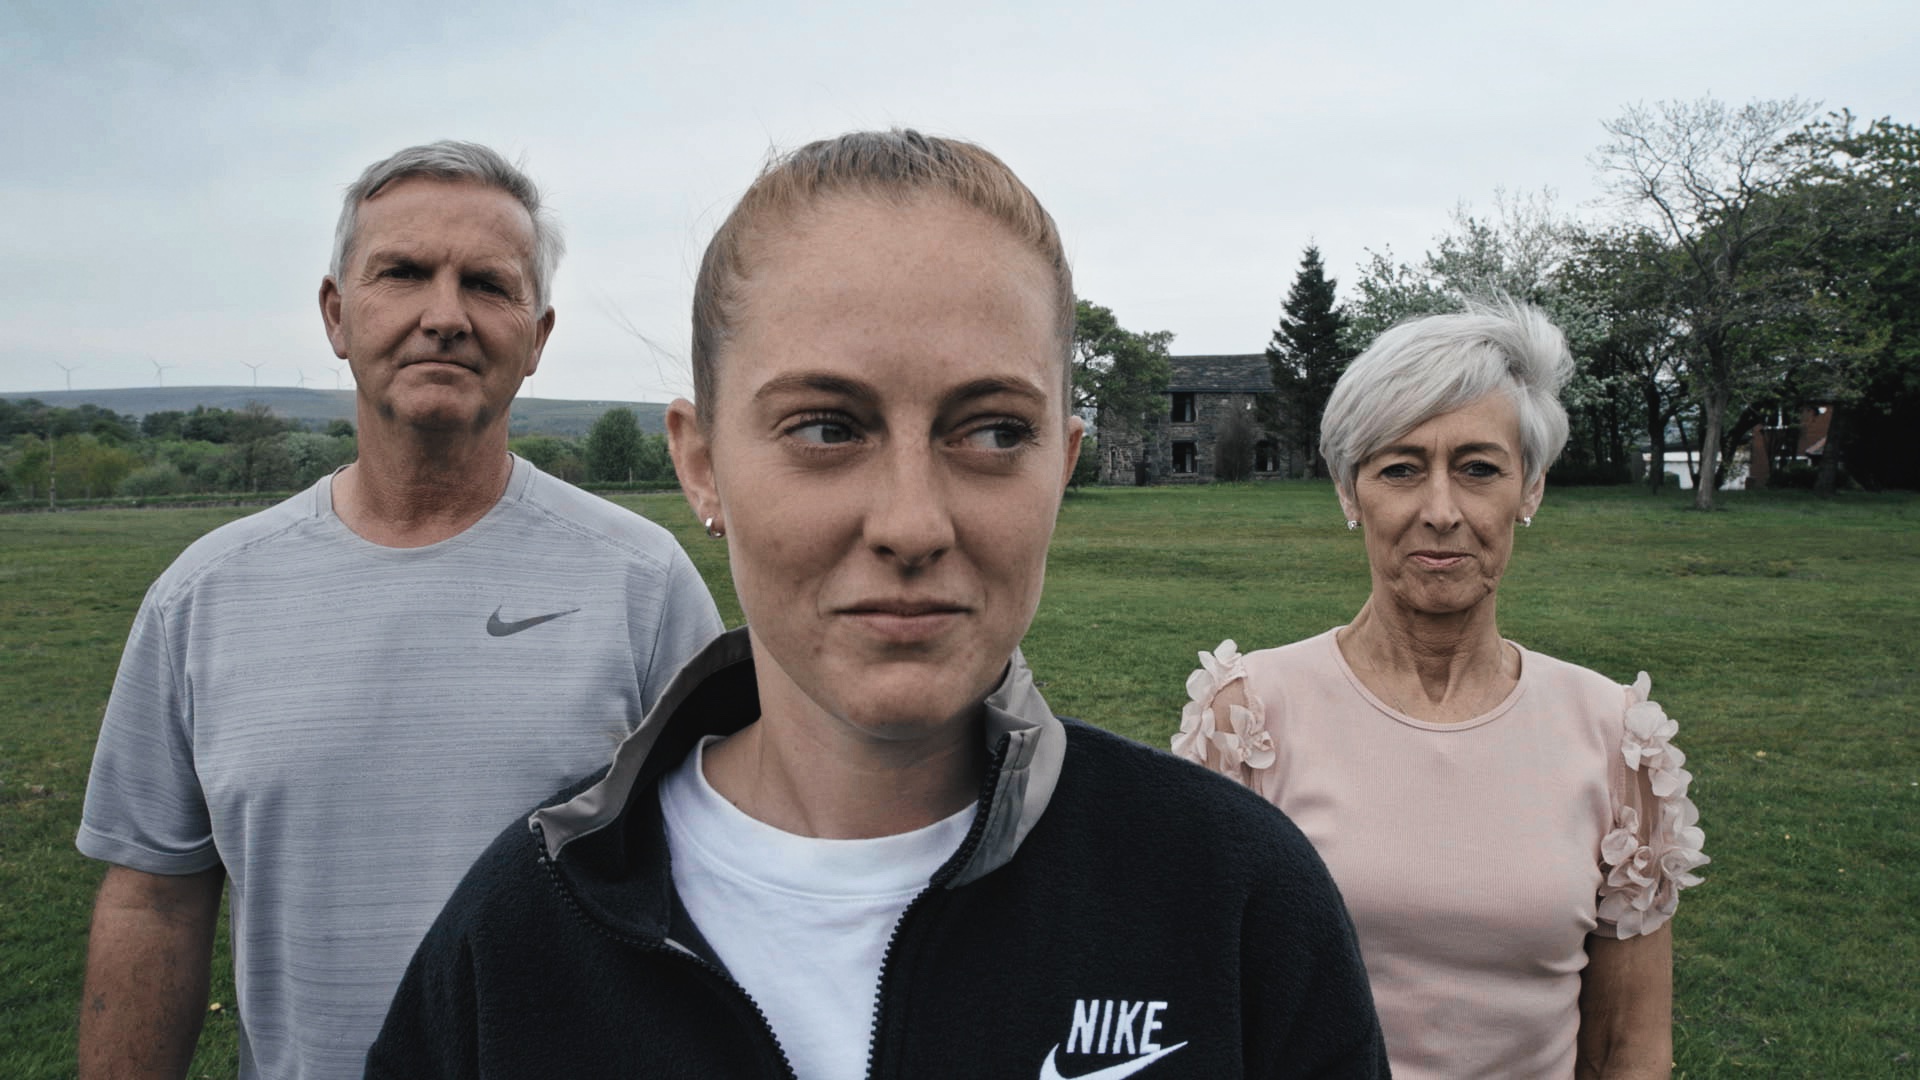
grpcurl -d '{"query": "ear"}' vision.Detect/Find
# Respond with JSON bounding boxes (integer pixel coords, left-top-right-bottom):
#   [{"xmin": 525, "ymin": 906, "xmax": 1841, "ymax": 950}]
[
  {"xmin": 320, "ymin": 277, "xmax": 350, "ymax": 360},
  {"xmin": 524, "ymin": 306, "xmax": 556, "ymax": 378},
  {"xmin": 1057, "ymin": 414, "xmax": 1086, "ymax": 495},
  {"xmin": 1335, "ymin": 482, "xmax": 1358, "ymax": 524},
  {"xmin": 1520, "ymin": 472, "xmax": 1546, "ymax": 522},
  {"xmin": 667, "ymin": 398, "xmax": 719, "ymax": 529}
]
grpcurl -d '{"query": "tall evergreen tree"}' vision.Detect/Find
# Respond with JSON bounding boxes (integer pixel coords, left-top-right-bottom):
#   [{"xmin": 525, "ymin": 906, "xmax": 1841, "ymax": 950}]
[{"xmin": 1267, "ymin": 245, "xmax": 1352, "ymax": 477}]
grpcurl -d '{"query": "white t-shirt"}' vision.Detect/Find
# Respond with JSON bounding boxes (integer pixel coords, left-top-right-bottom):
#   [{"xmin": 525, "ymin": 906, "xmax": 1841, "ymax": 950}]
[{"xmin": 659, "ymin": 736, "xmax": 976, "ymax": 1080}]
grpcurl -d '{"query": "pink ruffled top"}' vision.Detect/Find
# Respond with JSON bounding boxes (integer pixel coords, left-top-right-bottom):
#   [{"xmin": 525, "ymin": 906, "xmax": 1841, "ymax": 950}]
[{"xmin": 1173, "ymin": 630, "xmax": 1707, "ymax": 1080}]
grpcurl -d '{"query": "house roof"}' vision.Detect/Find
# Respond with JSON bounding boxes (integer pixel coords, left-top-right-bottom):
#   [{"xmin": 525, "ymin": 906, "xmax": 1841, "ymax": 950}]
[{"xmin": 1168, "ymin": 354, "xmax": 1273, "ymax": 393}]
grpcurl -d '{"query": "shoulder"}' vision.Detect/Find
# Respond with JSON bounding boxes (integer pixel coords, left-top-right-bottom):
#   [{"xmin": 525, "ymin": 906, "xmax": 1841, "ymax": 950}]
[
  {"xmin": 1515, "ymin": 645, "xmax": 1637, "ymax": 720},
  {"xmin": 144, "ymin": 487, "xmax": 325, "ymax": 607},
  {"xmin": 1233, "ymin": 628, "xmax": 1344, "ymax": 692},
  {"xmin": 1058, "ymin": 719, "xmax": 1328, "ymax": 876},
  {"xmin": 510, "ymin": 465, "xmax": 688, "ymax": 576}
]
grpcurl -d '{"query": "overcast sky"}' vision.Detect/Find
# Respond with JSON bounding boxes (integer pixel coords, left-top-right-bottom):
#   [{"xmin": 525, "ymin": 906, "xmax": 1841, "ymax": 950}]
[{"xmin": 5, "ymin": 0, "xmax": 1917, "ymax": 403}]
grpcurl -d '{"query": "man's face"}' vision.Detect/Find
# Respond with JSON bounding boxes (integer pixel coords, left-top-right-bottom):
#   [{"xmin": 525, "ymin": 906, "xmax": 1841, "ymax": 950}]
[{"xmin": 320, "ymin": 176, "xmax": 554, "ymax": 436}]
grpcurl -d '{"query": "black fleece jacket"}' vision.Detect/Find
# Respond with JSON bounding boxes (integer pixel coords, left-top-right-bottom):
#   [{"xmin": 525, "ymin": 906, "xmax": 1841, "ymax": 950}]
[{"xmin": 367, "ymin": 630, "xmax": 1387, "ymax": 1079}]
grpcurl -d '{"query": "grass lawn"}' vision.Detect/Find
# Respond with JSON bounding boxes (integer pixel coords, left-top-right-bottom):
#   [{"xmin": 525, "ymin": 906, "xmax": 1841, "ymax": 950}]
[{"xmin": 1, "ymin": 482, "xmax": 1915, "ymax": 1076}]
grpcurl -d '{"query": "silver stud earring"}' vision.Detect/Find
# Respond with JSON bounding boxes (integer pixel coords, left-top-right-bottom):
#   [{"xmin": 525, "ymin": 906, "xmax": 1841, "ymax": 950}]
[
  {"xmin": 704, "ymin": 516, "xmax": 725, "ymax": 539},
  {"xmin": 1346, "ymin": 519, "xmax": 1359, "ymax": 531},
  {"xmin": 1521, "ymin": 516, "xmax": 1532, "ymax": 528}
]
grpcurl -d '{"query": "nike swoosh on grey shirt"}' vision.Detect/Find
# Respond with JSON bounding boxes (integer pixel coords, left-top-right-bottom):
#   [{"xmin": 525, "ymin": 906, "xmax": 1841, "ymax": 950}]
[{"xmin": 487, "ymin": 607, "xmax": 582, "ymax": 637}]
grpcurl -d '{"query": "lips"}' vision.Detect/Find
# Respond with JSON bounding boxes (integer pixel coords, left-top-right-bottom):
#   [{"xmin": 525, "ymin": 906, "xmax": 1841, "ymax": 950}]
[
  {"xmin": 836, "ymin": 599, "xmax": 970, "ymax": 644},
  {"xmin": 399, "ymin": 356, "xmax": 479, "ymax": 373},
  {"xmin": 1409, "ymin": 551, "xmax": 1470, "ymax": 570}
]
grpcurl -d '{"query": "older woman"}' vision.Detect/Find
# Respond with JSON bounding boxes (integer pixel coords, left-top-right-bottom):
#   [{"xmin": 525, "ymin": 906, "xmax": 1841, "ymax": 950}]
[
  {"xmin": 367, "ymin": 130, "xmax": 1386, "ymax": 1079},
  {"xmin": 1174, "ymin": 303, "xmax": 1707, "ymax": 1080}
]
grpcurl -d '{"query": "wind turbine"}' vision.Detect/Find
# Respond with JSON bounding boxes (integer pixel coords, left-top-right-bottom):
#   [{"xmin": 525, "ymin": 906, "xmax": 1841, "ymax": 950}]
[
  {"xmin": 330, "ymin": 363, "xmax": 350, "ymax": 389},
  {"xmin": 294, "ymin": 367, "xmax": 311, "ymax": 388},
  {"xmin": 241, "ymin": 360, "xmax": 264, "ymax": 387},
  {"xmin": 150, "ymin": 358, "xmax": 173, "ymax": 387},
  {"xmin": 52, "ymin": 360, "xmax": 81, "ymax": 391}
]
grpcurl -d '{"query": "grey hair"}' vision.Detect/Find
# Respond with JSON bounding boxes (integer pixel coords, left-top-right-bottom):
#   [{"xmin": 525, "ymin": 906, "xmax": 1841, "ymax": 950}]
[
  {"xmin": 329, "ymin": 140, "xmax": 565, "ymax": 314},
  {"xmin": 1320, "ymin": 299, "xmax": 1572, "ymax": 494}
]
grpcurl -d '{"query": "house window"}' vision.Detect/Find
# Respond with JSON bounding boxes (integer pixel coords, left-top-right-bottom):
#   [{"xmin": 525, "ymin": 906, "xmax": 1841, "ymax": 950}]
[
  {"xmin": 1171, "ymin": 393, "xmax": 1196, "ymax": 423},
  {"xmin": 1173, "ymin": 441, "xmax": 1197, "ymax": 474},
  {"xmin": 1254, "ymin": 440, "xmax": 1277, "ymax": 473}
]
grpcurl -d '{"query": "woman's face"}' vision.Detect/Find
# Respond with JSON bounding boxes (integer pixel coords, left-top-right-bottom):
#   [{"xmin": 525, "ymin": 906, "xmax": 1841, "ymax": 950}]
[
  {"xmin": 670, "ymin": 194, "xmax": 1081, "ymax": 746},
  {"xmin": 1342, "ymin": 392, "xmax": 1543, "ymax": 618}
]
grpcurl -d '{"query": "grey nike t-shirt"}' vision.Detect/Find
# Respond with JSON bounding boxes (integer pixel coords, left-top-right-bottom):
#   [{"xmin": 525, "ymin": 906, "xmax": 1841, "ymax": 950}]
[{"xmin": 78, "ymin": 456, "xmax": 723, "ymax": 1080}]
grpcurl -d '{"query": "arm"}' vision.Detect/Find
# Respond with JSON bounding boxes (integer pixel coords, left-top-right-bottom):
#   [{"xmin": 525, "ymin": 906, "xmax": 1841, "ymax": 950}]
[
  {"xmin": 78, "ymin": 864, "xmax": 225, "ymax": 1080},
  {"xmin": 1171, "ymin": 641, "xmax": 1275, "ymax": 788},
  {"xmin": 1576, "ymin": 925, "xmax": 1673, "ymax": 1080}
]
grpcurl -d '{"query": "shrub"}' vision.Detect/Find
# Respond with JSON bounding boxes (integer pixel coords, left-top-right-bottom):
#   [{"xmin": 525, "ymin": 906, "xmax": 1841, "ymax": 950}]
[
  {"xmin": 120, "ymin": 463, "xmax": 190, "ymax": 498},
  {"xmin": 1213, "ymin": 409, "xmax": 1258, "ymax": 482}
]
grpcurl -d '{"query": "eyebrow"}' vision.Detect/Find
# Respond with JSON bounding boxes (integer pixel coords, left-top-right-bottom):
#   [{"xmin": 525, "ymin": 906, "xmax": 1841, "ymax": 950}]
[
  {"xmin": 1374, "ymin": 441, "xmax": 1513, "ymax": 459},
  {"xmin": 752, "ymin": 372, "xmax": 874, "ymax": 405},
  {"xmin": 750, "ymin": 372, "xmax": 1051, "ymax": 410},
  {"xmin": 361, "ymin": 246, "xmax": 522, "ymax": 276},
  {"xmin": 943, "ymin": 376, "xmax": 1050, "ymax": 409}
]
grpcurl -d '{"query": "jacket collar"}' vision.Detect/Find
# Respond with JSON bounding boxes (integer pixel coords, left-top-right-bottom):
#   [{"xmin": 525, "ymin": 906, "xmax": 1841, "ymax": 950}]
[{"xmin": 530, "ymin": 627, "xmax": 1067, "ymax": 888}]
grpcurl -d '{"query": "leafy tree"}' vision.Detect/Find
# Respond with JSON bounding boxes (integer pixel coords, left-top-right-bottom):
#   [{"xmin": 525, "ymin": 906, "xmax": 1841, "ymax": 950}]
[
  {"xmin": 511, "ymin": 434, "xmax": 586, "ymax": 482},
  {"xmin": 635, "ymin": 433, "xmax": 674, "ymax": 484},
  {"xmin": 141, "ymin": 410, "xmax": 188, "ymax": 440},
  {"xmin": 325, "ymin": 418, "xmax": 357, "ymax": 439},
  {"xmin": 1342, "ymin": 247, "xmax": 1446, "ymax": 351},
  {"xmin": 285, "ymin": 432, "xmax": 356, "ymax": 488},
  {"xmin": 1343, "ymin": 191, "xmax": 1578, "ymax": 351},
  {"xmin": 1072, "ymin": 300, "xmax": 1172, "ymax": 445},
  {"xmin": 1778, "ymin": 112, "xmax": 1920, "ymax": 492},
  {"xmin": 1266, "ymin": 245, "xmax": 1352, "ymax": 477},
  {"xmin": 1594, "ymin": 96, "xmax": 1820, "ymax": 508},
  {"xmin": 1559, "ymin": 229, "xmax": 1689, "ymax": 490},
  {"xmin": 54, "ymin": 434, "xmax": 138, "ymax": 498},
  {"xmin": 181, "ymin": 406, "xmax": 234, "ymax": 444},
  {"xmin": 585, "ymin": 408, "xmax": 645, "ymax": 483},
  {"xmin": 7, "ymin": 434, "xmax": 51, "ymax": 499},
  {"xmin": 230, "ymin": 402, "xmax": 292, "ymax": 492}
]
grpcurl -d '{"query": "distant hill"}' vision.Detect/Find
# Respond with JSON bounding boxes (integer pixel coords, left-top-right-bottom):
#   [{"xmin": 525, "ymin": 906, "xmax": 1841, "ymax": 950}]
[{"xmin": 0, "ymin": 386, "xmax": 666, "ymax": 437}]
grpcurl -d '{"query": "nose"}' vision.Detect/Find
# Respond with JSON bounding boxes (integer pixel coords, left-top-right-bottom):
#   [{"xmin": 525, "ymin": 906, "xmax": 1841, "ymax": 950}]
[
  {"xmin": 865, "ymin": 439, "xmax": 955, "ymax": 570},
  {"xmin": 419, "ymin": 273, "xmax": 471, "ymax": 344},
  {"xmin": 1419, "ymin": 473, "xmax": 1463, "ymax": 533}
]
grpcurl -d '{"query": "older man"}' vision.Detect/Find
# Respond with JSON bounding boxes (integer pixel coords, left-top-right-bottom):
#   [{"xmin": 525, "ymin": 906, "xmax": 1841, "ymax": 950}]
[{"xmin": 75, "ymin": 141, "xmax": 722, "ymax": 1079}]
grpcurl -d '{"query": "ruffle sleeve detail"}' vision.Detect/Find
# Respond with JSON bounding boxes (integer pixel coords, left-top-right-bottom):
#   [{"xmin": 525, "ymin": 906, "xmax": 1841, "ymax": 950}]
[
  {"xmin": 1597, "ymin": 673, "xmax": 1709, "ymax": 937},
  {"xmin": 1171, "ymin": 640, "xmax": 1275, "ymax": 787}
]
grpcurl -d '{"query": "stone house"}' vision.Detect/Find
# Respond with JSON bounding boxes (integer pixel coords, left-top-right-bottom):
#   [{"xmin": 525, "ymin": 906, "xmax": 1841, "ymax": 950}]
[{"xmin": 1096, "ymin": 354, "xmax": 1284, "ymax": 484}]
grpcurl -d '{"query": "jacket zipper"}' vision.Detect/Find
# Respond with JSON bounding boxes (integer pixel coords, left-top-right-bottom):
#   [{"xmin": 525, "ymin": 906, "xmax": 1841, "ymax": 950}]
[
  {"xmin": 534, "ymin": 825, "xmax": 801, "ymax": 1080},
  {"xmin": 860, "ymin": 738, "xmax": 1010, "ymax": 1080}
]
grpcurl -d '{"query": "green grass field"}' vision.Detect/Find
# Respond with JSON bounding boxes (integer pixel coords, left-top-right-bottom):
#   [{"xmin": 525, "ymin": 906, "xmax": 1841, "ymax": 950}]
[{"xmin": 2, "ymin": 483, "xmax": 1915, "ymax": 1076}]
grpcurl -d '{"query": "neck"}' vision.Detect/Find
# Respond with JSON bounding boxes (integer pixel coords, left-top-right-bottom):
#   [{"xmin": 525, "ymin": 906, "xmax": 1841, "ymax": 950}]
[
  {"xmin": 1338, "ymin": 594, "xmax": 1515, "ymax": 722},
  {"xmin": 703, "ymin": 665, "xmax": 987, "ymax": 840},
  {"xmin": 332, "ymin": 414, "xmax": 515, "ymax": 547}
]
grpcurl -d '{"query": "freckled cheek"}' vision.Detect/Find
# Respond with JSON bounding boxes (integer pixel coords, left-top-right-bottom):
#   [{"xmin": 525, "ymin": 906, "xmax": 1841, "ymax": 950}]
[{"xmin": 960, "ymin": 515, "xmax": 1053, "ymax": 607}]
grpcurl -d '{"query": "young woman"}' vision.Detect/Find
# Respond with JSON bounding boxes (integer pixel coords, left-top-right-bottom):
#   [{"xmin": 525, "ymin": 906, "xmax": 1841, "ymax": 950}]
[{"xmin": 367, "ymin": 129, "xmax": 1386, "ymax": 1079}]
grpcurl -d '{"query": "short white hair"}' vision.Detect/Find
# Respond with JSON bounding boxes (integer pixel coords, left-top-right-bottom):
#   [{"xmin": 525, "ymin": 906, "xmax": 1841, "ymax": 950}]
[
  {"xmin": 1320, "ymin": 299, "xmax": 1572, "ymax": 494},
  {"xmin": 330, "ymin": 140, "xmax": 565, "ymax": 314}
]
